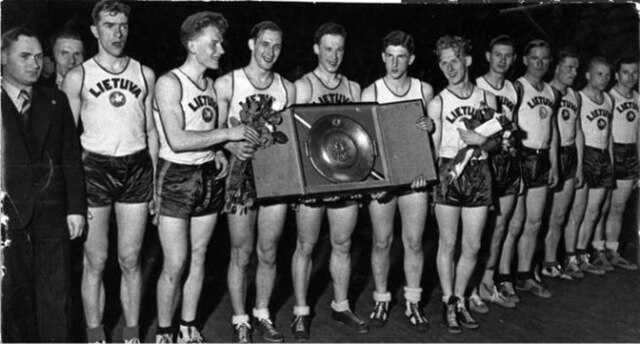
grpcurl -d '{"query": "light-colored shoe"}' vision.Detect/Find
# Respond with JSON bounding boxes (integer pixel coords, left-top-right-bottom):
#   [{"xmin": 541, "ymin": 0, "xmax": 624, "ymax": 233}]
[
  {"xmin": 515, "ymin": 278, "xmax": 552, "ymax": 298},
  {"xmin": 578, "ymin": 253, "xmax": 606, "ymax": 275},
  {"xmin": 541, "ymin": 262, "xmax": 573, "ymax": 280},
  {"xmin": 564, "ymin": 256, "xmax": 585, "ymax": 279},
  {"xmin": 177, "ymin": 325, "xmax": 204, "ymax": 344},
  {"xmin": 156, "ymin": 333, "xmax": 173, "ymax": 344},
  {"xmin": 468, "ymin": 293, "xmax": 489, "ymax": 314},
  {"xmin": 497, "ymin": 281, "xmax": 520, "ymax": 304},
  {"xmin": 607, "ymin": 250, "xmax": 639, "ymax": 271},
  {"xmin": 124, "ymin": 338, "xmax": 141, "ymax": 344},
  {"xmin": 479, "ymin": 283, "xmax": 516, "ymax": 308},
  {"xmin": 592, "ymin": 250, "xmax": 614, "ymax": 272}
]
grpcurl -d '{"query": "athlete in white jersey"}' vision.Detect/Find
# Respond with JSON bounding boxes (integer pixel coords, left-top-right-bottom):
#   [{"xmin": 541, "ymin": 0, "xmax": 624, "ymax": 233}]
[
  {"xmin": 61, "ymin": 2, "xmax": 157, "ymax": 342},
  {"xmin": 542, "ymin": 49, "xmax": 586, "ymax": 281},
  {"xmin": 290, "ymin": 22, "xmax": 367, "ymax": 340},
  {"xmin": 152, "ymin": 12, "xmax": 261, "ymax": 343},
  {"xmin": 564, "ymin": 57, "xmax": 614, "ymax": 277},
  {"xmin": 473, "ymin": 35, "xmax": 520, "ymax": 310},
  {"xmin": 215, "ymin": 21, "xmax": 295, "ymax": 343},
  {"xmin": 428, "ymin": 35, "xmax": 497, "ymax": 334},
  {"xmin": 498, "ymin": 40, "xmax": 559, "ymax": 302},
  {"xmin": 361, "ymin": 30, "xmax": 434, "ymax": 331},
  {"xmin": 594, "ymin": 57, "xmax": 640, "ymax": 271}
]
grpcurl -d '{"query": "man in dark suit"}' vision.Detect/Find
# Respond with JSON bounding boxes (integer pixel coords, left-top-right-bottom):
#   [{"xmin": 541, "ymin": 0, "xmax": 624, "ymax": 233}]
[{"xmin": 1, "ymin": 27, "xmax": 86, "ymax": 342}]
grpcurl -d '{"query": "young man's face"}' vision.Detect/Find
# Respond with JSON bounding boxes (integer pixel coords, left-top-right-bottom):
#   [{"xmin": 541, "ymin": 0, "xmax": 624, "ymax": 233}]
[
  {"xmin": 382, "ymin": 44, "xmax": 414, "ymax": 80},
  {"xmin": 554, "ymin": 57, "xmax": 579, "ymax": 87},
  {"xmin": 616, "ymin": 62, "xmax": 639, "ymax": 90},
  {"xmin": 486, "ymin": 43, "xmax": 515, "ymax": 75},
  {"xmin": 314, "ymin": 33, "xmax": 345, "ymax": 74},
  {"xmin": 586, "ymin": 62, "xmax": 611, "ymax": 92},
  {"xmin": 91, "ymin": 11, "xmax": 129, "ymax": 57},
  {"xmin": 53, "ymin": 38, "xmax": 84, "ymax": 76},
  {"xmin": 191, "ymin": 25, "xmax": 225, "ymax": 70},
  {"xmin": 438, "ymin": 47, "xmax": 469, "ymax": 86},
  {"xmin": 250, "ymin": 29, "xmax": 282, "ymax": 71},
  {"xmin": 1, "ymin": 35, "xmax": 43, "ymax": 88},
  {"xmin": 523, "ymin": 46, "xmax": 551, "ymax": 79}
]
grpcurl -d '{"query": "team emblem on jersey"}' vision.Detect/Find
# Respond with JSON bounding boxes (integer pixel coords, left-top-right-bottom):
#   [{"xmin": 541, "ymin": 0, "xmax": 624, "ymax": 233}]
[
  {"xmin": 597, "ymin": 118, "xmax": 607, "ymax": 130},
  {"xmin": 109, "ymin": 91, "xmax": 126, "ymax": 107},
  {"xmin": 202, "ymin": 107, "xmax": 214, "ymax": 123},
  {"xmin": 539, "ymin": 106, "xmax": 550, "ymax": 119},
  {"xmin": 561, "ymin": 109, "xmax": 571, "ymax": 121},
  {"xmin": 627, "ymin": 111, "xmax": 636, "ymax": 122}
]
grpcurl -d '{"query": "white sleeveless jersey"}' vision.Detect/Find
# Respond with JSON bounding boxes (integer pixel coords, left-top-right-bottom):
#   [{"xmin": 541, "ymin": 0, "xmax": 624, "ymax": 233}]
[
  {"xmin": 80, "ymin": 57, "xmax": 148, "ymax": 156},
  {"xmin": 438, "ymin": 86, "xmax": 488, "ymax": 159},
  {"xmin": 555, "ymin": 87, "xmax": 580, "ymax": 147},
  {"xmin": 475, "ymin": 76, "xmax": 517, "ymax": 121},
  {"xmin": 579, "ymin": 90, "xmax": 613, "ymax": 150},
  {"xmin": 303, "ymin": 72, "xmax": 354, "ymax": 104},
  {"xmin": 514, "ymin": 77, "xmax": 556, "ymax": 149},
  {"xmin": 154, "ymin": 69, "xmax": 218, "ymax": 165},
  {"xmin": 609, "ymin": 88, "xmax": 639, "ymax": 144},
  {"xmin": 373, "ymin": 77, "xmax": 425, "ymax": 105},
  {"xmin": 227, "ymin": 68, "xmax": 288, "ymax": 126}
]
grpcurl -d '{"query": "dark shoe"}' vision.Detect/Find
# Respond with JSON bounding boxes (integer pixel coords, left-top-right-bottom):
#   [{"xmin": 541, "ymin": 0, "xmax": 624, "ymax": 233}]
[
  {"xmin": 442, "ymin": 297, "xmax": 462, "ymax": 334},
  {"xmin": 578, "ymin": 253, "xmax": 606, "ymax": 275},
  {"xmin": 290, "ymin": 314, "xmax": 310, "ymax": 342},
  {"xmin": 233, "ymin": 322, "xmax": 252, "ymax": 343},
  {"xmin": 253, "ymin": 318, "xmax": 284, "ymax": 343},
  {"xmin": 369, "ymin": 301, "xmax": 390, "ymax": 327},
  {"xmin": 405, "ymin": 302, "xmax": 429, "ymax": 331},
  {"xmin": 592, "ymin": 250, "xmax": 615, "ymax": 272},
  {"xmin": 607, "ymin": 250, "xmax": 638, "ymax": 271},
  {"xmin": 455, "ymin": 298, "xmax": 479, "ymax": 330},
  {"xmin": 332, "ymin": 309, "xmax": 369, "ymax": 334},
  {"xmin": 497, "ymin": 281, "xmax": 520, "ymax": 303}
]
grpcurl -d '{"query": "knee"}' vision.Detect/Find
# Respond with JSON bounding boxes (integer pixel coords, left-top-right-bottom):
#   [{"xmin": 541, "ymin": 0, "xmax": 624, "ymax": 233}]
[
  {"xmin": 437, "ymin": 237, "xmax": 456, "ymax": 256},
  {"xmin": 402, "ymin": 235, "xmax": 423, "ymax": 255},
  {"xmin": 373, "ymin": 235, "xmax": 393, "ymax": 252},
  {"xmin": 257, "ymin": 244, "xmax": 277, "ymax": 267},
  {"xmin": 331, "ymin": 237, "xmax": 351, "ymax": 255},
  {"xmin": 230, "ymin": 244, "xmax": 253, "ymax": 267},
  {"xmin": 295, "ymin": 237, "xmax": 317, "ymax": 258},
  {"xmin": 118, "ymin": 252, "xmax": 140, "ymax": 274},
  {"xmin": 162, "ymin": 257, "xmax": 186, "ymax": 280},
  {"xmin": 462, "ymin": 241, "xmax": 481, "ymax": 258},
  {"xmin": 189, "ymin": 245, "xmax": 209, "ymax": 270},
  {"xmin": 83, "ymin": 251, "xmax": 108, "ymax": 275}
]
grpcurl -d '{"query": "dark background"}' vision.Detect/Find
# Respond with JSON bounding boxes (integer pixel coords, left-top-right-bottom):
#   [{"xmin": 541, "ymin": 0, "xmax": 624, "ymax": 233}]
[{"xmin": 2, "ymin": 1, "xmax": 638, "ymax": 91}]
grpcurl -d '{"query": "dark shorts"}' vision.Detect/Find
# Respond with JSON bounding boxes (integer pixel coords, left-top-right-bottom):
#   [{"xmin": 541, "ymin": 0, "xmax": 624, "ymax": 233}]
[
  {"xmin": 559, "ymin": 144, "xmax": 578, "ymax": 182},
  {"xmin": 490, "ymin": 150, "xmax": 521, "ymax": 197},
  {"xmin": 519, "ymin": 147, "xmax": 550, "ymax": 189},
  {"xmin": 435, "ymin": 158, "xmax": 492, "ymax": 207},
  {"xmin": 583, "ymin": 146, "xmax": 615, "ymax": 189},
  {"xmin": 83, "ymin": 149, "xmax": 153, "ymax": 207},
  {"xmin": 156, "ymin": 158, "xmax": 225, "ymax": 219},
  {"xmin": 613, "ymin": 143, "xmax": 639, "ymax": 180}
]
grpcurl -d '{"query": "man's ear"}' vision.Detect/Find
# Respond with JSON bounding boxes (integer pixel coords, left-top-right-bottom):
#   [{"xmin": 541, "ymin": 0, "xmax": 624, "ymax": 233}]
[
  {"xmin": 90, "ymin": 25, "xmax": 99, "ymax": 40},
  {"xmin": 465, "ymin": 55, "xmax": 472, "ymax": 67},
  {"xmin": 313, "ymin": 43, "xmax": 319, "ymax": 56},
  {"xmin": 248, "ymin": 38, "xmax": 255, "ymax": 52},
  {"xmin": 409, "ymin": 54, "xmax": 415, "ymax": 66}
]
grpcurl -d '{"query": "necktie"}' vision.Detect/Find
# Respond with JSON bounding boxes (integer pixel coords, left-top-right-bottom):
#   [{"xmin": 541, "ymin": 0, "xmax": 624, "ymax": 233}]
[{"xmin": 18, "ymin": 89, "xmax": 31, "ymax": 126}]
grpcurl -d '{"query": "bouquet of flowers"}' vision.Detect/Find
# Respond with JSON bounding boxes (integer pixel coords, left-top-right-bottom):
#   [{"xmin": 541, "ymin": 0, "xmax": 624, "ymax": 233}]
[{"xmin": 224, "ymin": 94, "xmax": 289, "ymax": 213}]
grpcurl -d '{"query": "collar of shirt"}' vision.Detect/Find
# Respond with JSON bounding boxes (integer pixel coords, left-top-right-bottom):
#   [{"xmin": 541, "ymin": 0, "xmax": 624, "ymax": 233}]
[
  {"xmin": 2, "ymin": 80, "xmax": 33, "ymax": 111},
  {"xmin": 55, "ymin": 72, "xmax": 64, "ymax": 89}
]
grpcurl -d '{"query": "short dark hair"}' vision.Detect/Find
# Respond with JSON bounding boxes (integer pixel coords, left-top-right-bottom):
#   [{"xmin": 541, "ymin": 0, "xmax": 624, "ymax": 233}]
[
  {"xmin": 50, "ymin": 28, "xmax": 83, "ymax": 50},
  {"xmin": 382, "ymin": 30, "xmax": 414, "ymax": 55},
  {"xmin": 180, "ymin": 11, "xmax": 228, "ymax": 49},
  {"xmin": 556, "ymin": 47, "xmax": 580, "ymax": 65},
  {"xmin": 435, "ymin": 35, "xmax": 471, "ymax": 58},
  {"xmin": 615, "ymin": 55, "xmax": 638, "ymax": 73},
  {"xmin": 92, "ymin": 0, "xmax": 131, "ymax": 25},
  {"xmin": 2, "ymin": 27, "xmax": 39, "ymax": 53},
  {"xmin": 523, "ymin": 39, "xmax": 550, "ymax": 56},
  {"xmin": 314, "ymin": 22, "xmax": 347, "ymax": 44},
  {"xmin": 487, "ymin": 34, "xmax": 515, "ymax": 52},
  {"xmin": 587, "ymin": 56, "xmax": 611, "ymax": 72},
  {"xmin": 249, "ymin": 21, "xmax": 282, "ymax": 41}
]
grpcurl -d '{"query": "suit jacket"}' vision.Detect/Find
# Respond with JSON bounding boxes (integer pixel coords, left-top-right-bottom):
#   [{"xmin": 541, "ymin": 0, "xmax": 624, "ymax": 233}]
[{"xmin": 2, "ymin": 85, "xmax": 86, "ymax": 234}]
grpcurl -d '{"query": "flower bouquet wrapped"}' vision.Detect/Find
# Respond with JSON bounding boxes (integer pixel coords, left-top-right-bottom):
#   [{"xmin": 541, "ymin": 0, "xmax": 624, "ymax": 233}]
[{"xmin": 224, "ymin": 94, "xmax": 288, "ymax": 214}]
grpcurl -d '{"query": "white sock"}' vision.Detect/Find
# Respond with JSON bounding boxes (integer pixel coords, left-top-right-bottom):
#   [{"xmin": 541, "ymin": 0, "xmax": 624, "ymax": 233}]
[
  {"xmin": 606, "ymin": 241, "xmax": 619, "ymax": 252},
  {"xmin": 373, "ymin": 291, "xmax": 391, "ymax": 303},
  {"xmin": 232, "ymin": 314, "xmax": 250, "ymax": 326},
  {"xmin": 331, "ymin": 299, "xmax": 350, "ymax": 312},
  {"xmin": 403, "ymin": 286, "xmax": 422, "ymax": 304},
  {"xmin": 592, "ymin": 240, "xmax": 605, "ymax": 251},
  {"xmin": 252, "ymin": 308, "xmax": 270, "ymax": 320},
  {"xmin": 293, "ymin": 305, "xmax": 310, "ymax": 316}
]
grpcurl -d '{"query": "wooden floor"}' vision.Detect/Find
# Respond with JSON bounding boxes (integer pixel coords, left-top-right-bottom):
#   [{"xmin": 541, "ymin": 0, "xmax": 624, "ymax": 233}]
[{"xmin": 70, "ymin": 194, "xmax": 640, "ymax": 343}]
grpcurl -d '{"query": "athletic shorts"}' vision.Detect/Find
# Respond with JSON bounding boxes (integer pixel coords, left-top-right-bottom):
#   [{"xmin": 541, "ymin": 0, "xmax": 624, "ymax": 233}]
[
  {"xmin": 558, "ymin": 144, "xmax": 578, "ymax": 182},
  {"xmin": 156, "ymin": 158, "xmax": 224, "ymax": 219},
  {"xmin": 613, "ymin": 143, "xmax": 639, "ymax": 180},
  {"xmin": 490, "ymin": 150, "xmax": 521, "ymax": 197},
  {"xmin": 434, "ymin": 158, "xmax": 492, "ymax": 207},
  {"xmin": 583, "ymin": 146, "xmax": 614, "ymax": 189},
  {"xmin": 519, "ymin": 147, "xmax": 550, "ymax": 188},
  {"xmin": 83, "ymin": 149, "xmax": 153, "ymax": 207}
]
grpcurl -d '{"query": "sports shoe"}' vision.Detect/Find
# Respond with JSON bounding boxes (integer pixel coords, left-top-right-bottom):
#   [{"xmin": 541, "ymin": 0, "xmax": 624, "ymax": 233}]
[
  {"xmin": 515, "ymin": 278, "xmax": 552, "ymax": 298},
  {"xmin": 156, "ymin": 333, "xmax": 173, "ymax": 344},
  {"xmin": 497, "ymin": 281, "xmax": 520, "ymax": 304},
  {"xmin": 478, "ymin": 283, "xmax": 516, "ymax": 308},
  {"xmin": 541, "ymin": 262, "xmax": 573, "ymax": 280},
  {"xmin": 124, "ymin": 339, "xmax": 140, "ymax": 344},
  {"xmin": 290, "ymin": 314, "xmax": 310, "ymax": 342},
  {"xmin": 232, "ymin": 322, "xmax": 252, "ymax": 343},
  {"xmin": 177, "ymin": 325, "xmax": 204, "ymax": 344},
  {"xmin": 578, "ymin": 253, "xmax": 606, "ymax": 275},
  {"xmin": 564, "ymin": 256, "xmax": 585, "ymax": 279},
  {"xmin": 607, "ymin": 250, "xmax": 639, "ymax": 271},
  {"xmin": 468, "ymin": 294, "xmax": 489, "ymax": 314},
  {"xmin": 253, "ymin": 317, "xmax": 284, "ymax": 343},
  {"xmin": 455, "ymin": 298, "xmax": 479, "ymax": 330},
  {"xmin": 442, "ymin": 296, "xmax": 461, "ymax": 334},
  {"xmin": 592, "ymin": 250, "xmax": 614, "ymax": 272},
  {"xmin": 332, "ymin": 309, "xmax": 369, "ymax": 334},
  {"xmin": 369, "ymin": 301, "xmax": 389, "ymax": 327},
  {"xmin": 405, "ymin": 302, "xmax": 429, "ymax": 331}
]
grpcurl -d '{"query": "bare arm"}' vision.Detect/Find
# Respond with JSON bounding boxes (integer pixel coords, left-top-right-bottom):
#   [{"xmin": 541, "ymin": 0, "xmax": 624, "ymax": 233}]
[
  {"xmin": 427, "ymin": 95, "xmax": 442, "ymax": 157},
  {"xmin": 295, "ymin": 77, "xmax": 313, "ymax": 104},
  {"xmin": 282, "ymin": 78, "xmax": 297, "ymax": 108},
  {"xmin": 574, "ymin": 103, "xmax": 585, "ymax": 188},
  {"xmin": 548, "ymin": 100, "xmax": 561, "ymax": 188},
  {"xmin": 142, "ymin": 66, "xmax": 159, "ymax": 173},
  {"xmin": 361, "ymin": 83, "xmax": 375, "ymax": 102},
  {"xmin": 61, "ymin": 65, "xmax": 84, "ymax": 126},
  {"xmin": 350, "ymin": 80, "xmax": 362, "ymax": 102}
]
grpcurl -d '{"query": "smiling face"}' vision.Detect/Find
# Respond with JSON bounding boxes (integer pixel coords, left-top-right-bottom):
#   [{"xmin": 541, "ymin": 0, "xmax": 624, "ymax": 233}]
[
  {"xmin": 53, "ymin": 38, "xmax": 84, "ymax": 76},
  {"xmin": 249, "ymin": 29, "xmax": 282, "ymax": 71},
  {"xmin": 190, "ymin": 25, "xmax": 225, "ymax": 70},
  {"xmin": 438, "ymin": 47, "xmax": 470, "ymax": 86},
  {"xmin": 382, "ymin": 44, "xmax": 414, "ymax": 80},
  {"xmin": 91, "ymin": 10, "xmax": 129, "ymax": 57},
  {"xmin": 314, "ymin": 33, "xmax": 345, "ymax": 74},
  {"xmin": 486, "ymin": 43, "xmax": 515, "ymax": 75},
  {"xmin": 2, "ymin": 34, "xmax": 43, "ymax": 88}
]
